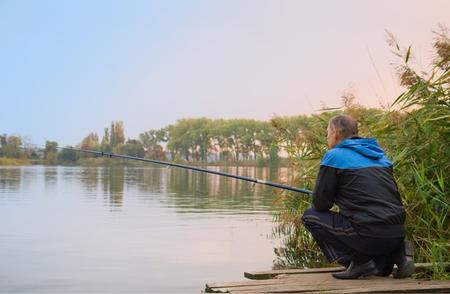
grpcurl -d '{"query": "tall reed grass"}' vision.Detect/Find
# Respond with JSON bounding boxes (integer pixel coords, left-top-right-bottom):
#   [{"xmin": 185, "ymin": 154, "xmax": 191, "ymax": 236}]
[{"xmin": 272, "ymin": 28, "xmax": 449, "ymax": 279}]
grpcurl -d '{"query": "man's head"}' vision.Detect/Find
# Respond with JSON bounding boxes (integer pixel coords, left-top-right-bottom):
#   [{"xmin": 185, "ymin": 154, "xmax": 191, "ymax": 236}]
[{"xmin": 327, "ymin": 115, "xmax": 358, "ymax": 148}]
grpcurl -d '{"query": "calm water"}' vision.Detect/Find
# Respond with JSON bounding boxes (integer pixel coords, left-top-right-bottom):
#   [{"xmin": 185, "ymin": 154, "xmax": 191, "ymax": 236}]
[{"xmin": 0, "ymin": 166, "xmax": 286, "ymax": 293}]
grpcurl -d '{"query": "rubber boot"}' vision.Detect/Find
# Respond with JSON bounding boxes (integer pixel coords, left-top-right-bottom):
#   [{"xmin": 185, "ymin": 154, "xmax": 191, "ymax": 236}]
[
  {"xmin": 332, "ymin": 260, "xmax": 379, "ymax": 279},
  {"xmin": 393, "ymin": 238, "xmax": 415, "ymax": 279}
]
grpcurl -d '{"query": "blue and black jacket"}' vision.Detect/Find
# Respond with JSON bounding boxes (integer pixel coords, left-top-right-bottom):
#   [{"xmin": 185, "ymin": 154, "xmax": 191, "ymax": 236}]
[{"xmin": 312, "ymin": 137, "xmax": 405, "ymax": 238}]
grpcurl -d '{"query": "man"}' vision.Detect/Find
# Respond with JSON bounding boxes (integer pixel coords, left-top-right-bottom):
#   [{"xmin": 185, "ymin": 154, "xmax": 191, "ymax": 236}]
[{"xmin": 301, "ymin": 115, "xmax": 414, "ymax": 279}]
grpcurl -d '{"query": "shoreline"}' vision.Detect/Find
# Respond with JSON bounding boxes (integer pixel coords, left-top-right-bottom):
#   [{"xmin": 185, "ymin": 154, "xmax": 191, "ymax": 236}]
[{"xmin": 0, "ymin": 157, "xmax": 290, "ymax": 168}]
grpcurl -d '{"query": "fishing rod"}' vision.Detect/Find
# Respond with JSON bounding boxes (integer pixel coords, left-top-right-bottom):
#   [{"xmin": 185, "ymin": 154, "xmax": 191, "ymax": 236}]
[{"xmin": 46, "ymin": 145, "xmax": 312, "ymax": 195}]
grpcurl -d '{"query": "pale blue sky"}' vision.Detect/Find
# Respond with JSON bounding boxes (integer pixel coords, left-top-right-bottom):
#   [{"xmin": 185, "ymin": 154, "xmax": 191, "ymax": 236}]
[{"xmin": 1, "ymin": 0, "xmax": 448, "ymax": 145}]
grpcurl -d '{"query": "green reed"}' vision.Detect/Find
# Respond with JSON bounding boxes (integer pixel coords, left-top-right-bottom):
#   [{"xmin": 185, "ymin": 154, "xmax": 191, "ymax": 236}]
[{"xmin": 272, "ymin": 27, "xmax": 449, "ymax": 279}]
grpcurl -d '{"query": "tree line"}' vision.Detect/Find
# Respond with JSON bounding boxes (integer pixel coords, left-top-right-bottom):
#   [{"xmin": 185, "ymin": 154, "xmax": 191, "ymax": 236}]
[{"xmin": 1, "ymin": 119, "xmax": 281, "ymax": 165}]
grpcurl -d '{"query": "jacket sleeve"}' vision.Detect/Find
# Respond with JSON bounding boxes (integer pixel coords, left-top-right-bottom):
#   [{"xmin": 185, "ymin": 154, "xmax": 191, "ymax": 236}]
[{"xmin": 312, "ymin": 165, "xmax": 337, "ymax": 211}]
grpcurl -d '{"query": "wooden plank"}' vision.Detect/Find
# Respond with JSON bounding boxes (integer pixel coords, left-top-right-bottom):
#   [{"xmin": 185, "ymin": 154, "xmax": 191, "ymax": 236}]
[
  {"xmin": 209, "ymin": 279, "xmax": 450, "ymax": 293},
  {"xmin": 205, "ymin": 279, "xmax": 280, "ymax": 293},
  {"xmin": 207, "ymin": 273, "xmax": 375, "ymax": 293},
  {"xmin": 244, "ymin": 266, "xmax": 344, "ymax": 280},
  {"xmin": 274, "ymin": 279, "xmax": 450, "ymax": 294},
  {"xmin": 243, "ymin": 262, "xmax": 449, "ymax": 280},
  {"xmin": 325, "ymin": 282, "xmax": 450, "ymax": 293},
  {"xmin": 228, "ymin": 283, "xmax": 450, "ymax": 294},
  {"xmin": 205, "ymin": 271, "xmax": 450, "ymax": 293}
]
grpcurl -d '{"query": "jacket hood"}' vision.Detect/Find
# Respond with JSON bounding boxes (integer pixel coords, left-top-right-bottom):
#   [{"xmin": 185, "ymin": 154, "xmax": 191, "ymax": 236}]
[{"xmin": 335, "ymin": 137, "xmax": 385, "ymax": 159}]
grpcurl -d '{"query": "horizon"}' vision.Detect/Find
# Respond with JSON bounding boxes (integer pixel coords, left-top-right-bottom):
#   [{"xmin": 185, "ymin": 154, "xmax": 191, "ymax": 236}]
[{"xmin": 1, "ymin": 0, "xmax": 449, "ymax": 146}]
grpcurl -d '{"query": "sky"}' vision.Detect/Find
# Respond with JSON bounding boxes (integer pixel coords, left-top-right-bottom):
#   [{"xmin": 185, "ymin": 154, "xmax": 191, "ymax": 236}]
[{"xmin": 0, "ymin": 0, "xmax": 448, "ymax": 146}]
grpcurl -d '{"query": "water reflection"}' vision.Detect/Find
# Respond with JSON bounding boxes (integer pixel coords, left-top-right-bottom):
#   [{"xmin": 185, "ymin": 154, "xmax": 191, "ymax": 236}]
[
  {"xmin": 101, "ymin": 167, "xmax": 124, "ymax": 207},
  {"xmin": 124, "ymin": 167, "xmax": 166, "ymax": 194},
  {"xmin": 175, "ymin": 167, "xmax": 282, "ymax": 213},
  {"xmin": 165, "ymin": 167, "xmax": 278, "ymax": 213},
  {"xmin": 0, "ymin": 167, "xmax": 22, "ymax": 192},
  {"xmin": 0, "ymin": 165, "xmax": 289, "ymax": 213},
  {"xmin": 79, "ymin": 167, "xmax": 98, "ymax": 193},
  {"xmin": 0, "ymin": 166, "xmax": 284, "ymax": 293},
  {"xmin": 44, "ymin": 167, "xmax": 58, "ymax": 186},
  {"xmin": 66, "ymin": 166, "xmax": 287, "ymax": 212},
  {"xmin": 84, "ymin": 166, "xmax": 285, "ymax": 213}
]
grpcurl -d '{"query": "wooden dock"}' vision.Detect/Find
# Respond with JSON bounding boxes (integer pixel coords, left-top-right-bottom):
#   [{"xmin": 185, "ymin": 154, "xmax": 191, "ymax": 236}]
[{"xmin": 204, "ymin": 263, "xmax": 450, "ymax": 293}]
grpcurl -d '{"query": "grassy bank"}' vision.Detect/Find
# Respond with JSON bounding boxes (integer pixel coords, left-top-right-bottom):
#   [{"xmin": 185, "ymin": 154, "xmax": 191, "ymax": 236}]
[{"xmin": 0, "ymin": 157, "xmax": 30, "ymax": 166}]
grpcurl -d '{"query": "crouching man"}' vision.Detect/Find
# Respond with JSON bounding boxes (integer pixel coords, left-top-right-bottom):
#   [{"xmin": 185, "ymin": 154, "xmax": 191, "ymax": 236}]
[{"xmin": 302, "ymin": 115, "xmax": 414, "ymax": 279}]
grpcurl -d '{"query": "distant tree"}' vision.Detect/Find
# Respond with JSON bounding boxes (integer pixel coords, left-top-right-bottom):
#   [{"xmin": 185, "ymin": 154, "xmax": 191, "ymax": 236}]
[
  {"xmin": 3, "ymin": 135, "xmax": 23, "ymax": 158},
  {"xmin": 117, "ymin": 139, "xmax": 145, "ymax": 157},
  {"xmin": 139, "ymin": 129, "xmax": 166, "ymax": 160},
  {"xmin": 110, "ymin": 121, "xmax": 125, "ymax": 148},
  {"xmin": 20, "ymin": 136, "xmax": 35, "ymax": 159},
  {"xmin": 210, "ymin": 119, "xmax": 233, "ymax": 161},
  {"xmin": 45, "ymin": 141, "xmax": 58, "ymax": 154},
  {"xmin": 79, "ymin": 133, "xmax": 100, "ymax": 158},
  {"xmin": 57, "ymin": 146, "xmax": 79, "ymax": 162},
  {"xmin": 190, "ymin": 118, "xmax": 212, "ymax": 161},
  {"xmin": 80, "ymin": 133, "xmax": 100, "ymax": 150},
  {"xmin": 167, "ymin": 118, "xmax": 212, "ymax": 161},
  {"xmin": 101, "ymin": 127, "xmax": 111, "ymax": 152},
  {"xmin": 255, "ymin": 122, "xmax": 279, "ymax": 164},
  {"xmin": 167, "ymin": 120, "xmax": 194, "ymax": 161},
  {"xmin": 44, "ymin": 140, "xmax": 58, "ymax": 164},
  {"xmin": 0, "ymin": 134, "xmax": 7, "ymax": 157}
]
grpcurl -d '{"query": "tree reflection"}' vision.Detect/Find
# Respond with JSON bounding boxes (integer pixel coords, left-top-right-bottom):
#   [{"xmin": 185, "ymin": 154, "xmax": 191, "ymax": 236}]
[
  {"xmin": 124, "ymin": 167, "xmax": 166, "ymax": 195},
  {"xmin": 86, "ymin": 165, "xmax": 292, "ymax": 213},
  {"xmin": 0, "ymin": 167, "xmax": 22, "ymax": 192},
  {"xmin": 163, "ymin": 166, "xmax": 285, "ymax": 213},
  {"xmin": 44, "ymin": 167, "xmax": 58, "ymax": 187},
  {"xmin": 79, "ymin": 167, "xmax": 99, "ymax": 194},
  {"xmin": 101, "ymin": 167, "xmax": 124, "ymax": 207}
]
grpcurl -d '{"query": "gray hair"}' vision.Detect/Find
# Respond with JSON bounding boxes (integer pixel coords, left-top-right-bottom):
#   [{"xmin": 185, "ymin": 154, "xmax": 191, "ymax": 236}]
[{"xmin": 328, "ymin": 115, "xmax": 358, "ymax": 139}]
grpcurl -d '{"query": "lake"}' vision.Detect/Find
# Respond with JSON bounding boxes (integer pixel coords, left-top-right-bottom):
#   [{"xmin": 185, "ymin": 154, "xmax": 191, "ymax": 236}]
[{"xmin": 0, "ymin": 165, "xmax": 288, "ymax": 293}]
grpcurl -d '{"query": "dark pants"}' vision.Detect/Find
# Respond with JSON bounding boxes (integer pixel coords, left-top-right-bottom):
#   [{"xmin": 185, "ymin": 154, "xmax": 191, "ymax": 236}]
[{"xmin": 301, "ymin": 208, "xmax": 402, "ymax": 266}]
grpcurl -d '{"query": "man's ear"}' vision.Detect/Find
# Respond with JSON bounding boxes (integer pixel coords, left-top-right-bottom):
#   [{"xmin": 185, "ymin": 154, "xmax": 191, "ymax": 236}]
[{"xmin": 334, "ymin": 132, "xmax": 341, "ymax": 144}]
